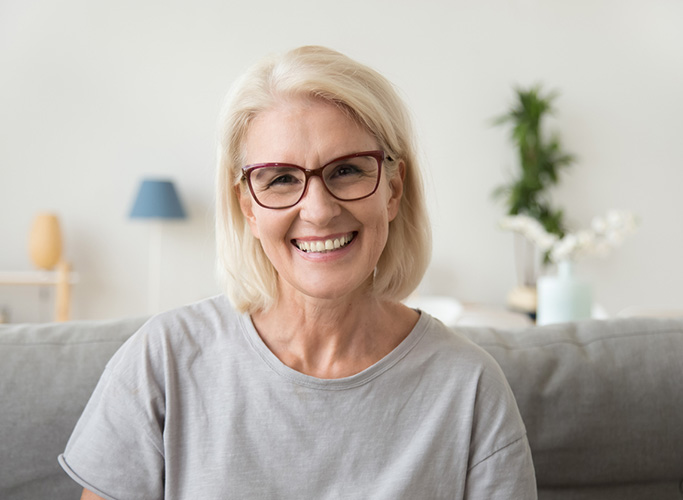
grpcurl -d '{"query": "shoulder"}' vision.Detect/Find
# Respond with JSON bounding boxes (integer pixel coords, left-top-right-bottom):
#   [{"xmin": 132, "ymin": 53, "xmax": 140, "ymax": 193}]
[
  {"xmin": 106, "ymin": 295, "xmax": 244, "ymax": 374},
  {"xmin": 413, "ymin": 313, "xmax": 526, "ymax": 429},
  {"xmin": 133, "ymin": 294, "xmax": 237, "ymax": 340},
  {"xmin": 145, "ymin": 294, "xmax": 239, "ymax": 337},
  {"xmin": 415, "ymin": 312, "xmax": 509, "ymax": 383}
]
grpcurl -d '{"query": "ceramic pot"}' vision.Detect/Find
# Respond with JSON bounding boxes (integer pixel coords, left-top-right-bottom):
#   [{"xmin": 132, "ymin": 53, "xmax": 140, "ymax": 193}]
[
  {"xmin": 536, "ymin": 260, "xmax": 592, "ymax": 325},
  {"xmin": 28, "ymin": 213, "xmax": 62, "ymax": 270}
]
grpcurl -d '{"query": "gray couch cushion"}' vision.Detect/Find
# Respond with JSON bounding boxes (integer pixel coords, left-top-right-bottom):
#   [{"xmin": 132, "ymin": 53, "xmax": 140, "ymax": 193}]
[
  {"xmin": 0, "ymin": 316, "xmax": 147, "ymax": 500},
  {"xmin": 458, "ymin": 317, "xmax": 683, "ymax": 499}
]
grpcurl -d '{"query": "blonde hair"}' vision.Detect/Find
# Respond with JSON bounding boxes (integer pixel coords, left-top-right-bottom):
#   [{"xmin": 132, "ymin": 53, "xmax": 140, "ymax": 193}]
[{"xmin": 216, "ymin": 46, "xmax": 431, "ymax": 313}]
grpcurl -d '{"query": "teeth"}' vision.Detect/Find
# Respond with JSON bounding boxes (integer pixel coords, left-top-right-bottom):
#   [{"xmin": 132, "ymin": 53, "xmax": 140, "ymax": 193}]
[{"xmin": 296, "ymin": 234, "xmax": 354, "ymax": 253}]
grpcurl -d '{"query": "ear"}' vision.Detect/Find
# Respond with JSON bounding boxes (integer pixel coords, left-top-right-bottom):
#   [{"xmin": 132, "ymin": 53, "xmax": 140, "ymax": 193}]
[
  {"xmin": 236, "ymin": 184, "xmax": 260, "ymax": 239},
  {"xmin": 386, "ymin": 160, "xmax": 406, "ymax": 222}
]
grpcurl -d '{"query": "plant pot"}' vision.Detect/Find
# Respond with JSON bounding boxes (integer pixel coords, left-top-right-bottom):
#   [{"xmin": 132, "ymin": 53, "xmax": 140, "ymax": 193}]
[{"xmin": 536, "ymin": 260, "xmax": 592, "ymax": 325}]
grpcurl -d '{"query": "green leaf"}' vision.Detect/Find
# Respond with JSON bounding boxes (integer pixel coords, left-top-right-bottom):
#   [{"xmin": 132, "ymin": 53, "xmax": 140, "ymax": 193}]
[{"xmin": 491, "ymin": 83, "xmax": 576, "ymax": 234}]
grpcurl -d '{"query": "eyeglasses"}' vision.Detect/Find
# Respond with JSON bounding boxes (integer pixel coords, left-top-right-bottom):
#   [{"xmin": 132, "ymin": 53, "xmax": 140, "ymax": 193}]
[{"xmin": 241, "ymin": 150, "xmax": 388, "ymax": 209}]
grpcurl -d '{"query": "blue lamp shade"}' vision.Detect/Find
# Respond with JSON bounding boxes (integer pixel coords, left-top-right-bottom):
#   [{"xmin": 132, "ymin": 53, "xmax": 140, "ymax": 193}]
[{"xmin": 130, "ymin": 179, "xmax": 187, "ymax": 219}]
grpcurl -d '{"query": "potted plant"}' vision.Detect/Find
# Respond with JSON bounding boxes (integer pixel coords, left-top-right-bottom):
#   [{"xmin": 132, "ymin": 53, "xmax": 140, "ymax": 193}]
[{"xmin": 493, "ymin": 85, "xmax": 575, "ymax": 315}]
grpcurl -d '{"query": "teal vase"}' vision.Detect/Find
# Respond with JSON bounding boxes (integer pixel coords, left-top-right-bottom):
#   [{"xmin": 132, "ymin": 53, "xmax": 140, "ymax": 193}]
[{"xmin": 536, "ymin": 260, "xmax": 592, "ymax": 325}]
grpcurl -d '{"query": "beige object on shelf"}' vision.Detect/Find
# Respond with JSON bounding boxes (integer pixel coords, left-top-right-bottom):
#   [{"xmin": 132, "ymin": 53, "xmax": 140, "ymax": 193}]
[
  {"xmin": 0, "ymin": 263, "xmax": 78, "ymax": 322},
  {"xmin": 506, "ymin": 285, "xmax": 537, "ymax": 315},
  {"xmin": 28, "ymin": 213, "xmax": 63, "ymax": 270}
]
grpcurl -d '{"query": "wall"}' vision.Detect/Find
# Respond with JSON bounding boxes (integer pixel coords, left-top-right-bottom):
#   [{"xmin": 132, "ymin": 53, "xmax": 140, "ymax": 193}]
[{"xmin": 1, "ymin": 0, "xmax": 681, "ymax": 322}]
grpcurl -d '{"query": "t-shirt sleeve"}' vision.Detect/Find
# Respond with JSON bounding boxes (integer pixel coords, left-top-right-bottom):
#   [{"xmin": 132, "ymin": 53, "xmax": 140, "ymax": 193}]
[
  {"xmin": 464, "ymin": 347, "xmax": 538, "ymax": 499},
  {"xmin": 58, "ymin": 326, "xmax": 166, "ymax": 500},
  {"xmin": 465, "ymin": 434, "xmax": 537, "ymax": 498}
]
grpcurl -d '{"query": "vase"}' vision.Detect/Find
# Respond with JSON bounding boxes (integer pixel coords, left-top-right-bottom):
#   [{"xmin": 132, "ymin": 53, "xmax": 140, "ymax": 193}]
[
  {"xmin": 28, "ymin": 213, "xmax": 63, "ymax": 270},
  {"xmin": 536, "ymin": 260, "xmax": 592, "ymax": 325}
]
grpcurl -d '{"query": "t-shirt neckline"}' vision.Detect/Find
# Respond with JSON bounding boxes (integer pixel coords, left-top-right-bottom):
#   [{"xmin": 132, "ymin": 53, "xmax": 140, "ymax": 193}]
[{"xmin": 238, "ymin": 310, "xmax": 430, "ymax": 390}]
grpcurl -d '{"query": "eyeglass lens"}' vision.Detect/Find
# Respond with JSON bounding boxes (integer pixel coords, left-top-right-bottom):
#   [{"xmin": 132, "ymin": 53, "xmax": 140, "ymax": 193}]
[{"xmin": 248, "ymin": 154, "xmax": 380, "ymax": 208}]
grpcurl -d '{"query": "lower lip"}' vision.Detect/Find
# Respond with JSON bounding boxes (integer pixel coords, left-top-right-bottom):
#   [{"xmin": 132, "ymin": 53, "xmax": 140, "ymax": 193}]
[{"xmin": 293, "ymin": 234, "xmax": 357, "ymax": 261}]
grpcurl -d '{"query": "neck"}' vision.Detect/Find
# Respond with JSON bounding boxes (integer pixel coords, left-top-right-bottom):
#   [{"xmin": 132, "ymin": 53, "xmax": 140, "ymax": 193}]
[{"xmin": 251, "ymin": 289, "xmax": 419, "ymax": 379}]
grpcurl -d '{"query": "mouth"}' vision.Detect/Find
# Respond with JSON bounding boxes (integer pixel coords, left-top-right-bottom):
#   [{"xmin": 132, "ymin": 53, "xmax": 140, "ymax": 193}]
[{"xmin": 293, "ymin": 232, "xmax": 356, "ymax": 253}]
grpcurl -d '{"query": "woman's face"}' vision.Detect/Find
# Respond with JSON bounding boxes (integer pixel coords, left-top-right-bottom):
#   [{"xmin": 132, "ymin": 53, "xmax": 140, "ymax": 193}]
[{"xmin": 238, "ymin": 97, "xmax": 404, "ymax": 304}]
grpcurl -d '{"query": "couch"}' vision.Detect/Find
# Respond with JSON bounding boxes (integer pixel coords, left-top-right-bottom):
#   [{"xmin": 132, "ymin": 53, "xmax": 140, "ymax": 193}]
[{"xmin": 1, "ymin": 314, "xmax": 681, "ymax": 499}]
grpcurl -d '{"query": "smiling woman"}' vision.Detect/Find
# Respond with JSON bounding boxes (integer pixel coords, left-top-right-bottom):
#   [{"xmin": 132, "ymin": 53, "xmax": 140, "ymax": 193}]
[
  {"xmin": 58, "ymin": 46, "xmax": 537, "ymax": 499},
  {"xmin": 217, "ymin": 46, "xmax": 431, "ymax": 314}
]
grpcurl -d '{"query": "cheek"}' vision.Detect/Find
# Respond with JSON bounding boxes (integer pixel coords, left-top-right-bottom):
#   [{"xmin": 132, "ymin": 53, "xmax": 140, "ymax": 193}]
[
  {"xmin": 365, "ymin": 199, "xmax": 392, "ymax": 246},
  {"xmin": 250, "ymin": 210, "xmax": 293, "ymax": 252}
]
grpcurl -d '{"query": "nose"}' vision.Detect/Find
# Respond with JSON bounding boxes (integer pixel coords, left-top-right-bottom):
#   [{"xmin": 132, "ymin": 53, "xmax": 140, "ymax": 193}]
[{"xmin": 298, "ymin": 176, "xmax": 341, "ymax": 225}]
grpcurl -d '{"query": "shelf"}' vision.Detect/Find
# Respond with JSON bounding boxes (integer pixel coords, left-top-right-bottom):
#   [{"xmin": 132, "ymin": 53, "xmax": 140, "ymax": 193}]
[
  {"xmin": 0, "ymin": 262, "xmax": 77, "ymax": 322},
  {"xmin": 0, "ymin": 270, "xmax": 80, "ymax": 286}
]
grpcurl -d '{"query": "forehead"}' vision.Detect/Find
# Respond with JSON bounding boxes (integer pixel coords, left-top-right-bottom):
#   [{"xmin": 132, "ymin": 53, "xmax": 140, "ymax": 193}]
[{"xmin": 243, "ymin": 97, "xmax": 378, "ymax": 164}]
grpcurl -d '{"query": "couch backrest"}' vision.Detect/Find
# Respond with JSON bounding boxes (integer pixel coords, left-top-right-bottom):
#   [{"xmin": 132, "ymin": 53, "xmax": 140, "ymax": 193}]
[
  {"xmin": 0, "ymin": 316, "xmax": 147, "ymax": 500},
  {"xmin": 2, "ymin": 316, "xmax": 682, "ymax": 500},
  {"xmin": 459, "ymin": 317, "xmax": 683, "ymax": 500}
]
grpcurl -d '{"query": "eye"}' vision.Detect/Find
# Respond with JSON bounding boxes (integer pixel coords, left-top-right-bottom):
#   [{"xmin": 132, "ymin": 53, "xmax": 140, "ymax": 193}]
[
  {"xmin": 334, "ymin": 164, "xmax": 362, "ymax": 177},
  {"xmin": 269, "ymin": 173, "xmax": 299, "ymax": 186},
  {"xmin": 251, "ymin": 167, "xmax": 304, "ymax": 190},
  {"xmin": 328, "ymin": 162, "xmax": 369, "ymax": 180}
]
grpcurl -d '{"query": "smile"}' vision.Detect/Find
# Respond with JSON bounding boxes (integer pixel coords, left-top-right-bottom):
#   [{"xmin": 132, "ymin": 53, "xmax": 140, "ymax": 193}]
[{"xmin": 294, "ymin": 232, "xmax": 356, "ymax": 253}]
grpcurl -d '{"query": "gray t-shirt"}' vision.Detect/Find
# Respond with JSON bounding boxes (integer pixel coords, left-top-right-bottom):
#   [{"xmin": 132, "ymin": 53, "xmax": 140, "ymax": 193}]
[{"xmin": 59, "ymin": 295, "xmax": 536, "ymax": 499}]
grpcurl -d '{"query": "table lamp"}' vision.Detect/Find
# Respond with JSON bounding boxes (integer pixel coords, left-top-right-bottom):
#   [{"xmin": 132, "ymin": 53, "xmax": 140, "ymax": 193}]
[{"xmin": 129, "ymin": 179, "xmax": 187, "ymax": 313}]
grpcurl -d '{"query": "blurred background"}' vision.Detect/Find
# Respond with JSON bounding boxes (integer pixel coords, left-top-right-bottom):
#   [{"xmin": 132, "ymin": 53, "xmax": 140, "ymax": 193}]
[{"xmin": 1, "ymin": 0, "xmax": 681, "ymax": 322}]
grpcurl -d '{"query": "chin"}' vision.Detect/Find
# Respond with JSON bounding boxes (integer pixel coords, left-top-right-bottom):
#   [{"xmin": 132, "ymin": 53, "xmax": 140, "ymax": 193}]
[{"xmin": 283, "ymin": 275, "xmax": 375, "ymax": 303}]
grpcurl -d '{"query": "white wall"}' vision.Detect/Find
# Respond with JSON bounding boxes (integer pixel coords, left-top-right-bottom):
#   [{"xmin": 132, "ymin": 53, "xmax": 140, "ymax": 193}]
[{"xmin": 1, "ymin": 0, "xmax": 681, "ymax": 322}]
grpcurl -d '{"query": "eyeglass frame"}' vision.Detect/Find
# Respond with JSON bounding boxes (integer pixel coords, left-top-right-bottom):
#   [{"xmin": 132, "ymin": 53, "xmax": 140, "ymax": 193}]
[{"xmin": 240, "ymin": 150, "xmax": 391, "ymax": 209}]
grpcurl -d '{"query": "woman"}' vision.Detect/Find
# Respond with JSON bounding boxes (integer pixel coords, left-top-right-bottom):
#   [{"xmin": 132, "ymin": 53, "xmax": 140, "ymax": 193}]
[{"xmin": 60, "ymin": 46, "xmax": 536, "ymax": 499}]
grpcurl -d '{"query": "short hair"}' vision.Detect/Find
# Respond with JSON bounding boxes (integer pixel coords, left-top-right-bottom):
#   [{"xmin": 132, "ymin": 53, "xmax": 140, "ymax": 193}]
[{"xmin": 216, "ymin": 46, "xmax": 431, "ymax": 313}]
